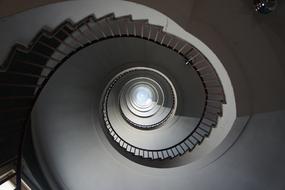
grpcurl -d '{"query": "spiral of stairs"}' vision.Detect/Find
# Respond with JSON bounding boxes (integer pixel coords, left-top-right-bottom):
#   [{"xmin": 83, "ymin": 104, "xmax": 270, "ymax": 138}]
[{"xmin": 0, "ymin": 1, "xmax": 285, "ymax": 190}]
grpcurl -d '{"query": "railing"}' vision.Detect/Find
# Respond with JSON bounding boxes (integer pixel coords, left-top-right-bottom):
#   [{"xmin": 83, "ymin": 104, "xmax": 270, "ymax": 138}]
[{"xmin": 0, "ymin": 13, "xmax": 225, "ymax": 188}]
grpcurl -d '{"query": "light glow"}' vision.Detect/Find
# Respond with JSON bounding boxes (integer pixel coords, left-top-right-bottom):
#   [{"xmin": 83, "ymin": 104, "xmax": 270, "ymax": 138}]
[
  {"xmin": 131, "ymin": 85, "xmax": 154, "ymax": 109},
  {"xmin": 0, "ymin": 180, "xmax": 15, "ymax": 190}
]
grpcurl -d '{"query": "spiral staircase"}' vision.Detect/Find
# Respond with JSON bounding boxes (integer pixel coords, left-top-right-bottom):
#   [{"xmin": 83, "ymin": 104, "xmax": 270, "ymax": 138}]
[{"xmin": 0, "ymin": 0, "xmax": 284, "ymax": 190}]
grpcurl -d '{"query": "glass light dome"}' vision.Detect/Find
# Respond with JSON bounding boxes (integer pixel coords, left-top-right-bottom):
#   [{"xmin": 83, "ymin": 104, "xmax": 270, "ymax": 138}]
[{"xmin": 130, "ymin": 84, "xmax": 155, "ymax": 109}]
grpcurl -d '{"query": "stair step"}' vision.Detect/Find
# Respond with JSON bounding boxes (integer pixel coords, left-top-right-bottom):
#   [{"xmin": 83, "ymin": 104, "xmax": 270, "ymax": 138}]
[
  {"xmin": 0, "ymin": 86, "xmax": 35, "ymax": 96},
  {"xmin": 0, "ymin": 72, "xmax": 38, "ymax": 84},
  {"xmin": 199, "ymin": 123, "xmax": 212, "ymax": 133},
  {"xmin": 0, "ymin": 109, "xmax": 29, "ymax": 121},
  {"xmin": 196, "ymin": 127, "xmax": 210, "ymax": 137},
  {"xmin": 192, "ymin": 132, "xmax": 204, "ymax": 144}
]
